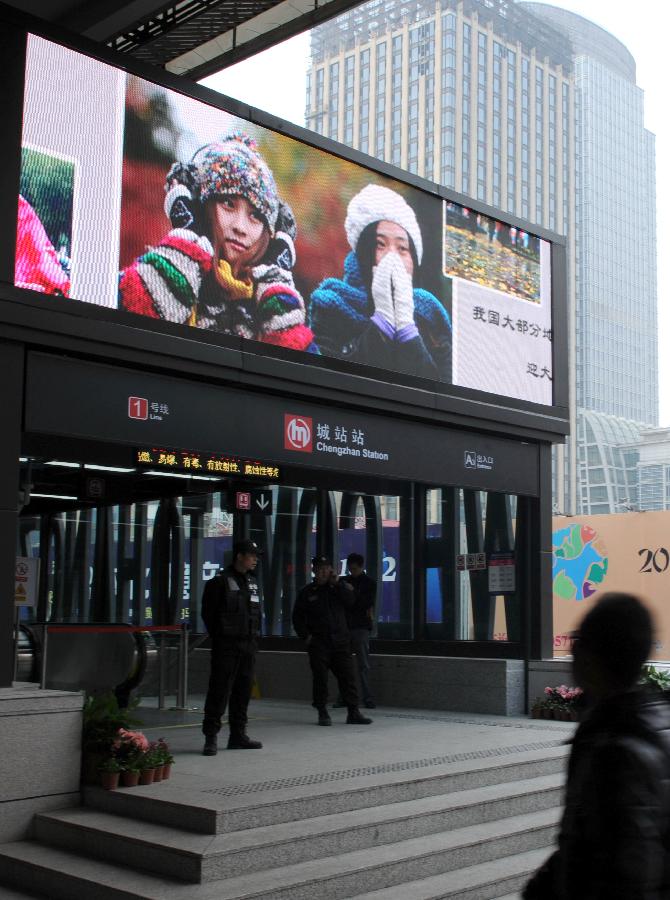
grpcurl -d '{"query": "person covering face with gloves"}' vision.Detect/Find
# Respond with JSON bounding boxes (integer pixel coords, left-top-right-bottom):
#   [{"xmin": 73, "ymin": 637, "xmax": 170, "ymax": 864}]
[
  {"xmin": 119, "ymin": 131, "xmax": 317, "ymax": 353},
  {"xmin": 309, "ymin": 184, "xmax": 451, "ymax": 380}
]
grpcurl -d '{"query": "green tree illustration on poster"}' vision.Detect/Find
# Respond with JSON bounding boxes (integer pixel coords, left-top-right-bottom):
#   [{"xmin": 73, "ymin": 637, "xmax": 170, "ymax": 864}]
[{"xmin": 20, "ymin": 147, "xmax": 74, "ymax": 258}]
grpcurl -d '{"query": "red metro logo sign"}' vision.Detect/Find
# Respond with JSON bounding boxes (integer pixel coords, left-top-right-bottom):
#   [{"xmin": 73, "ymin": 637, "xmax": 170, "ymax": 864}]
[{"xmin": 284, "ymin": 415, "xmax": 313, "ymax": 452}]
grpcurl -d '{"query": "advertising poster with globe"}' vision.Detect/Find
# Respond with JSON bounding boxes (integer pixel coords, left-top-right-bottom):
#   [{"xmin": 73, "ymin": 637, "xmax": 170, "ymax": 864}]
[{"xmin": 552, "ymin": 512, "xmax": 670, "ymax": 660}]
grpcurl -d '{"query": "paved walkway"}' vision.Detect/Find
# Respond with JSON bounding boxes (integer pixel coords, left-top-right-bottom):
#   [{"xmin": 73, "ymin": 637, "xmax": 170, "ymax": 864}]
[{"xmin": 136, "ymin": 697, "xmax": 575, "ymax": 792}]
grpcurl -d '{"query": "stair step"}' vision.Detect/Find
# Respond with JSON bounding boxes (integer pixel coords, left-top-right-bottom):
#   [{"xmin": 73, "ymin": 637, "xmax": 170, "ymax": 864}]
[
  {"xmin": 191, "ymin": 809, "xmax": 560, "ymax": 900},
  {"xmin": 35, "ymin": 775, "xmax": 563, "ymax": 881},
  {"xmin": 0, "ymin": 808, "xmax": 559, "ymax": 899},
  {"xmin": 83, "ymin": 745, "xmax": 568, "ymax": 834},
  {"xmin": 347, "ymin": 849, "xmax": 544, "ymax": 899},
  {"xmin": 0, "ymin": 890, "xmax": 43, "ymax": 899},
  {"xmin": 0, "ymin": 842, "xmax": 176, "ymax": 900}
]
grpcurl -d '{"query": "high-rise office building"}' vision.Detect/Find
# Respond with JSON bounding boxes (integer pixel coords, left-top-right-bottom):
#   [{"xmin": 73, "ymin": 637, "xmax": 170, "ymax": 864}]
[{"xmin": 305, "ymin": 0, "xmax": 658, "ymax": 513}]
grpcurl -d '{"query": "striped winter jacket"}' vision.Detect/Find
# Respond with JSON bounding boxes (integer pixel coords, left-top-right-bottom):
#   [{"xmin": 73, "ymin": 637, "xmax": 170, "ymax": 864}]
[{"xmin": 118, "ymin": 228, "xmax": 318, "ymax": 353}]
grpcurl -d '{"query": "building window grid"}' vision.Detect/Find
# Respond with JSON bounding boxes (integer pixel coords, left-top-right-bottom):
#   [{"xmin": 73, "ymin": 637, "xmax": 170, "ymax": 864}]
[
  {"xmin": 315, "ymin": 67, "xmax": 325, "ymax": 135},
  {"xmin": 305, "ymin": 70, "xmax": 311, "ymax": 123},
  {"xmin": 492, "ymin": 41, "xmax": 503, "ymax": 208},
  {"xmin": 391, "ymin": 34, "xmax": 403, "ymax": 167},
  {"xmin": 359, "ymin": 48, "xmax": 370, "ymax": 153},
  {"xmin": 639, "ymin": 466, "xmax": 663, "ymax": 511},
  {"xmin": 548, "ymin": 72, "xmax": 556, "ymax": 229},
  {"xmin": 328, "ymin": 61, "xmax": 339, "ymax": 141},
  {"xmin": 521, "ymin": 56, "xmax": 529, "ymax": 219},
  {"xmin": 507, "ymin": 49, "xmax": 516, "ymax": 213},
  {"xmin": 562, "ymin": 82, "xmax": 569, "ymax": 232},
  {"xmin": 461, "ymin": 22, "xmax": 471, "ymax": 194},
  {"xmin": 375, "ymin": 42, "xmax": 386, "ymax": 160},
  {"xmin": 535, "ymin": 65, "xmax": 543, "ymax": 224},
  {"xmin": 476, "ymin": 31, "xmax": 487, "ymax": 201},
  {"xmin": 408, "ymin": 27, "xmax": 420, "ymax": 174},
  {"xmin": 423, "ymin": 23, "xmax": 435, "ymax": 180},
  {"xmin": 440, "ymin": 14, "xmax": 456, "ymax": 187},
  {"xmin": 344, "ymin": 55, "xmax": 355, "ymax": 145}
]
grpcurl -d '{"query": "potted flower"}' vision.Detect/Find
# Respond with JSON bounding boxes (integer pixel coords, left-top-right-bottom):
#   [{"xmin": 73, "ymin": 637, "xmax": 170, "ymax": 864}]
[
  {"xmin": 147, "ymin": 742, "xmax": 163, "ymax": 782},
  {"xmin": 531, "ymin": 684, "xmax": 583, "ymax": 720},
  {"xmin": 98, "ymin": 757, "xmax": 123, "ymax": 791},
  {"xmin": 138, "ymin": 746, "xmax": 162, "ymax": 785},
  {"xmin": 109, "ymin": 726, "xmax": 151, "ymax": 786},
  {"xmin": 155, "ymin": 737, "xmax": 174, "ymax": 780},
  {"xmin": 81, "ymin": 692, "xmax": 141, "ymax": 785},
  {"xmin": 120, "ymin": 764, "xmax": 141, "ymax": 788},
  {"xmin": 113, "ymin": 728, "xmax": 149, "ymax": 769}
]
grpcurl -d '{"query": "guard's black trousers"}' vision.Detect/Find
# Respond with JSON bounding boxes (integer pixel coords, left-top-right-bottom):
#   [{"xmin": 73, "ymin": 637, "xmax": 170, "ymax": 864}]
[
  {"xmin": 308, "ymin": 637, "xmax": 359, "ymax": 709},
  {"xmin": 202, "ymin": 637, "xmax": 256, "ymax": 737}
]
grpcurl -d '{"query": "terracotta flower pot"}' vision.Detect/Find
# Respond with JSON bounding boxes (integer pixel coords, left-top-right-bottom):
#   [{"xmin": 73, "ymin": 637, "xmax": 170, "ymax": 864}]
[
  {"xmin": 120, "ymin": 770, "xmax": 140, "ymax": 788},
  {"xmin": 153, "ymin": 767, "xmax": 163, "ymax": 783},
  {"xmin": 100, "ymin": 771, "xmax": 120, "ymax": 791},
  {"xmin": 139, "ymin": 768, "xmax": 155, "ymax": 786},
  {"xmin": 161, "ymin": 764, "xmax": 172, "ymax": 780}
]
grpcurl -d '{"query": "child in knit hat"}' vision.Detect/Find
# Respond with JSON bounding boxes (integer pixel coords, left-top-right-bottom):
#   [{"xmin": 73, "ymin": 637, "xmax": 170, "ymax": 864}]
[
  {"xmin": 309, "ymin": 184, "xmax": 451, "ymax": 380},
  {"xmin": 119, "ymin": 132, "xmax": 317, "ymax": 352}
]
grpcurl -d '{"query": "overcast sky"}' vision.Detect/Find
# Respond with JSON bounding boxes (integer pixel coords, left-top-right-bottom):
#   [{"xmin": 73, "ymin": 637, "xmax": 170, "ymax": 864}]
[{"xmin": 201, "ymin": 1, "xmax": 669, "ymax": 424}]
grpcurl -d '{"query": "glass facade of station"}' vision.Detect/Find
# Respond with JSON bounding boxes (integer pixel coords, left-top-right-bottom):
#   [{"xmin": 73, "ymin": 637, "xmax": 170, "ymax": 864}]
[{"xmin": 18, "ymin": 472, "xmax": 527, "ymax": 652}]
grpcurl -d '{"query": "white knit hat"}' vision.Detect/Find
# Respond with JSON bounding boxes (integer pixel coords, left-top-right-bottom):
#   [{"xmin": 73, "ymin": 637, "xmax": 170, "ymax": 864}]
[{"xmin": 345, "ymin": 184, "xmax": 423, "ymax": 265}]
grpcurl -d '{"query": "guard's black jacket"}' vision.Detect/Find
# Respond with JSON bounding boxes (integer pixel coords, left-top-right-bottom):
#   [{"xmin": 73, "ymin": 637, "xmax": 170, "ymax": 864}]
[
  {"xmin": 201, "ymin": 564, "xmax": 261, "ymax": 640},
  {"xmin": 343, "ymin": 571, "xmax": 376, "ymax": 630},
  {"xmin": 292, "ymin": 579, "xmax": 354, "ymax": 645}
]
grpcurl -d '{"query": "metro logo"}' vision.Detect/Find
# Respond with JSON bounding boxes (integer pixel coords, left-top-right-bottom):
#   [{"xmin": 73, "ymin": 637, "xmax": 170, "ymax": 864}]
[
  {"xmin": 128, "ymin": 397, "xmax": 148, "ymax": 420},
  {"xmin": 284, "ymin": 415, "xmax": 313, "ymax": 452}
]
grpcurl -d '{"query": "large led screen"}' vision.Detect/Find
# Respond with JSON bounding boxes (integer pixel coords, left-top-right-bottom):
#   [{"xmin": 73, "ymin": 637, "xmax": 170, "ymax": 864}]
[{"xmin": 14, "ymin": 34, "xmax": 553, "ymax": 405}]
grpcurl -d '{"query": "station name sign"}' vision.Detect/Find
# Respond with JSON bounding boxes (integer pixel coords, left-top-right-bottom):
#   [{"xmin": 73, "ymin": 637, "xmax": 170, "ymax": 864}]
[
  {"xmin": 135, "ymin": 448, "xmax": 280, "ymax": 480},
  {"xmin": 26, "ymin": 354, "xmax": 541, "ymax": 497}
]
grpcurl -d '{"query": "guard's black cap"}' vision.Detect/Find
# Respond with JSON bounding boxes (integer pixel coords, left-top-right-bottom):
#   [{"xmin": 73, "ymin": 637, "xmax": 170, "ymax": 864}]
[
  {"xmin": 233, "ymin": 539, "xmax": 262, "ymax": 557},
  {"xmin": 312, "ymin": 555, "xmax": 332, "ymax": 568}
]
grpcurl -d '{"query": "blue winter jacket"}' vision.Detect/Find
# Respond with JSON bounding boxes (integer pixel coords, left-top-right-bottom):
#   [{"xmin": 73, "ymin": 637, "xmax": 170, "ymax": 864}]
[{"xmin": 309, "ymin": 252, "xmax": 452, "ymax": 382}]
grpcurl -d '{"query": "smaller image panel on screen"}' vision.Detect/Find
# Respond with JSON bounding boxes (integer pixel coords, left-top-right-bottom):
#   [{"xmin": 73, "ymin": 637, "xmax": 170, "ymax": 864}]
[
  {"xmin": 443, "ymin": 202, "xmax": 542, "ymax": 303},
  {"xmin": 15, "ymin": 146, "xmax": 74, "ymax": 296},
  {"xmin": 445, "ymin": 200, "xmax": 553, "ymax": 405}
]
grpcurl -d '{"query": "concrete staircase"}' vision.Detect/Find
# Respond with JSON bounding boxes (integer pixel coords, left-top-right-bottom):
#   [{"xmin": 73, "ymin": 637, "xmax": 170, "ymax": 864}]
[{"xmin": 0, "ymin": 745, "xmax": 567, "ymax": 900}]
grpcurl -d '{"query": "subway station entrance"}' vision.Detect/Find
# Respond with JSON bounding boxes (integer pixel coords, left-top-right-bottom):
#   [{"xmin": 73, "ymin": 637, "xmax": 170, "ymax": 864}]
[
  {"xmin": 13, "ymin": 349, "xmax": 549, "ymax": 706},
  {"xmin": 0, "ymin": 0, "xmax": 567, "ymax": 859}
]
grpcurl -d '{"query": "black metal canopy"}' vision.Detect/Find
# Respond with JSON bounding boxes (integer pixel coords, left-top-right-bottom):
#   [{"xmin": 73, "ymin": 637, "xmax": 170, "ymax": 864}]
[{"xmin": 1, "ymin": 0, "xmax": 362, "ymax": 77}]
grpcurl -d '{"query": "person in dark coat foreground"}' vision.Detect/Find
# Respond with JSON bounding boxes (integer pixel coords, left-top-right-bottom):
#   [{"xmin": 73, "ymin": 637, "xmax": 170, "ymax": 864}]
[{"xmin": 523, "ymin": 592, "xmax": 670, "ymax": 900}]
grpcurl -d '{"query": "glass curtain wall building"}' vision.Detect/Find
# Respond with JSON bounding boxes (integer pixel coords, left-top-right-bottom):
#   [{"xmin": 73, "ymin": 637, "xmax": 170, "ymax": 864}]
[
  {"xmin": 305, "ymin": 0, "xmax": 658, "ymax": 514},
  {"xmin": 525, "ymin": 3, "xmax": 658, "ymax": 516}
]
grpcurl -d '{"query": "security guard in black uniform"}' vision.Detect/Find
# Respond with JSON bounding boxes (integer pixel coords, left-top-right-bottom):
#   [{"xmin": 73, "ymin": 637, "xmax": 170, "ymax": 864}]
[
  {"xmin": 201, "ymin": 539, "xmax": 263, "ymax": 755},
  {"xmin": 293, "ymin": 555, "xmax": 373, "ymax": 726}
]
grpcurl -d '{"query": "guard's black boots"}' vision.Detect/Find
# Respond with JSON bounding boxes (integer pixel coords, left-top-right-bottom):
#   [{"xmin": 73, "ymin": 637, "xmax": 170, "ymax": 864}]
[
  {"xmin": 317, "ymin": 707, "xmax": 332, "ymax": 726},
  {"xmin": 346, "ymin": 707, "xmax": 372, "ymax": 724},
  {"xmin": 202, "ymin": 736, "xmax": 218, "ymax": 756},
  {"xmin": 227, "ymin": 732, "xmax": 263, "ymax": 749}
]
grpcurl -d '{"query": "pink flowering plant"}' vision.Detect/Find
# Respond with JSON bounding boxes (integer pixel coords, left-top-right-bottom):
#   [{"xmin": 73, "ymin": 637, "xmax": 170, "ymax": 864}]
[
  {"xmin": 112, "ymin": 728, "xmax": 150, "ymax": 770},
  {"xmin": 544, "ymin": 684, "xmax": 583, "ymax": 707},
  {"xmin": 155, "ymin": 737, "xmax": 174, "ymax": 767},
  {"xmin": 532, "ymin": 684, "xmax": 583, "ymax": 719},
  {"xmin": 139, "ymin": 740, "xmax": 163, "ymax": 771}
]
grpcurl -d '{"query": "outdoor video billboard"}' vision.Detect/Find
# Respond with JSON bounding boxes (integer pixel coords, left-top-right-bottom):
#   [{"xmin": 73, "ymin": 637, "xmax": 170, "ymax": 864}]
[{"xmin": 14, "ymin": 33, "xmax": 554, "ymax": 406}]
